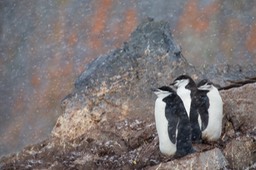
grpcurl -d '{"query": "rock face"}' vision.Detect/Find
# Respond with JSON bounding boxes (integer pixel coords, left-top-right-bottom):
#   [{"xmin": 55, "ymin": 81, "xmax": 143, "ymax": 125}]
[
  {"xmin": 221, "ymin": 83, "xmax": 256, "ymax": 169},
  {"xmin": 1, "ymin": 19, "xmax": 256, "ymax": 169},
  {"xmin": 221, "ymin": 83, "xmax": 256, "ymax": 133},
  {"xmin": 52, "ymin": 18, "xmax": 199, "ymax": 141}
]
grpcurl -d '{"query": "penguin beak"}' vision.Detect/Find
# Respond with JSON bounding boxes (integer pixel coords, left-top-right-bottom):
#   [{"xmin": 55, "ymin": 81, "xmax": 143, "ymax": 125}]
[
  {"xmin": 170, "ymin": 82, "xmax": 176, "ymax": 87},
  {"xmin": 198, "ymin": 84, "xmax": 210, "ymax": 90},
  {"xmin": 151, "ymin": 87, "xmax": 159, "ymax": 92}
]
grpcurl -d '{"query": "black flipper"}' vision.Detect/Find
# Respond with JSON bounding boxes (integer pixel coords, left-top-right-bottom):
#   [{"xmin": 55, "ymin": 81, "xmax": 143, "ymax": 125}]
[
  {"xmin": 164, "ymin": 94, "xmax": 194, "ymax": 157},
  {"xmin": 163, "ymin": 95, "xmax": 179, "ymax": 144},
  {"xmin": 197, "ymin": 91, "xmax": 209, "ymax": 131},
  {"xmin": 176, "ymin": 97, "xmax": 194, "ymax": 157},
  {"xmin": 190, "ymin": 97, "xmax": 202, "ymax": 143}
]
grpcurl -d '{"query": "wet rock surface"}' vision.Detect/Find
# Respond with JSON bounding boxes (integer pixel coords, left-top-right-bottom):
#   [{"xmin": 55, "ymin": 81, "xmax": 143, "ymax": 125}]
[{"xmin": 1, "ymin": 19, "xmax": 256, "ymax": 169}]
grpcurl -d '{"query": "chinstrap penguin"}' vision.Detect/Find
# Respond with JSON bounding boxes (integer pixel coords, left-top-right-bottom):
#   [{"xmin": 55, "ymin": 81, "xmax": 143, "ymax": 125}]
[
  {"xmin": 152, "ymin": 86, "xmax": 194, "ymax": 157},
  {"xmin": 197, "ymin": 79, "xmax": 223, "ymax": 141},
  {"xmin": 170, "ymin": 75, "xmax": 202, "ymax": 143}
]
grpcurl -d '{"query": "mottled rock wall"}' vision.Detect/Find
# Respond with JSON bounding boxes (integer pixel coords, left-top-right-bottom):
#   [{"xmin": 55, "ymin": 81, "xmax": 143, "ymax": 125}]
[
  {"xmin": 52, "ymin": 19, "xmax": 256, "ymax": 142},
  {"xmin": 1, "ymin": 0, "xmax": 256, "ymax": 157},
  {"xmin": 1, "ymin": 19, "xmax": 256, "ymax": 170},
  {"xmin": 52, "ymin": 19, "xmax": 197, "ymax": 140}
]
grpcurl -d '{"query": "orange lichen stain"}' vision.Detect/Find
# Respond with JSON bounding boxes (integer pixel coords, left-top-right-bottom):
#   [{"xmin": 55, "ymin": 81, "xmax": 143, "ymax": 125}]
[
  {"xmin": 246, "ymin": 23, "xmax": 256, "ymax": 53},
  {"xmin": 177, "ymin": 0, "xmax": 219, "ymax": 33},
  {"xmin": 68, "ymin": 32, "xmax": 78, "ymax": 46},
  {"xmin": 91, "ymin": 0, "xmax": 112, "ymax": 35},
  {"xmin": 88, "ymin": 36, "xmax": 102, "ymax": 50},
  {"xmin": 123, "ymin": 8, "xmax": 138, "ymax": 39},
  {"xmin": 62, "ymin": 61, "xmax": 73, "ymax": 77},
  {"xmin": 31, "ymin": 75, "xmax": 41, "ymax": 88},
  {"xmin": 88, "ymin": 0, "xmax": 112, "ymax": 50},
  {"xmin": 111, "ymin": 8, "xmax": 138, "ymax": 48}
]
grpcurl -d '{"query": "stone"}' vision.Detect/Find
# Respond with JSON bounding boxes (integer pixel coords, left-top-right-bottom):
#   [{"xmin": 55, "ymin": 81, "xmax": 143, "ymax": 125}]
[
  {"xmin": 51, "ymin": 18, "xmax": 200, "ymax": 141},
  {"xmin": 223, "ymin": 136, "xmax": 256, "ymax": 170},
  {"xmin": 220, "ymin": 83, "xmax": 256, "ymax": 134},
  {"xmin": 147, "ymin": 148, "xmax": 228, "ymax": 170}
]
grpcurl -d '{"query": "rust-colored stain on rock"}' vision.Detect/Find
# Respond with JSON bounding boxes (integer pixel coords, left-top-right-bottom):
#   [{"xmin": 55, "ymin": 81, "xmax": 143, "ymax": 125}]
[
  {"xmin": 89, "ymin": 0, "xmax": 113, "ymax": 50},
  {"xmin": 177, "ymin": 0, "xmax": 219, "ymax": 33},
  {"xmin": 246, "ymin": 23, "xmax": 256, "ymax": 53}
]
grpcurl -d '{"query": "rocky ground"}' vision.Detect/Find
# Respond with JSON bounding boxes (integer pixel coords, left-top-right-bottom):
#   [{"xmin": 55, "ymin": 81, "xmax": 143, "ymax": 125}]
[{"xmin": 1, "ymin": 19, "xmax": 255, "ymax": 170}]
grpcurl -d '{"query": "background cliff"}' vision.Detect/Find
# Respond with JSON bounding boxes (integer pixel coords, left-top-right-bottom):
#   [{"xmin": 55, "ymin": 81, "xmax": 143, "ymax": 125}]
[
  {"xmin": 0, "ymin": 19, "xmax": 255, "ymax": 169},
  {"xmin": 1, "ymin": 0, "xmax": 256, "ymax": 157}
]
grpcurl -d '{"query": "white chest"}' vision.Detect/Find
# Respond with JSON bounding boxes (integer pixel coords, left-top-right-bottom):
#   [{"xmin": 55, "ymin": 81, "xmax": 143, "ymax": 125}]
[
  {"xmin": 177, "ymin": 87, "xmax": 191, "ymax": 117},
  {"xmin": 154, "ymin": 98, "xmax": 176, "ymax": 156},
  {"xmin": 202, "ymin": 87, "xmax": 223, "ymax": 141}
]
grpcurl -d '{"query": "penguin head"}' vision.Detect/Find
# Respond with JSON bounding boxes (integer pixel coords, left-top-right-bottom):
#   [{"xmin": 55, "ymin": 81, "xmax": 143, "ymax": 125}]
[
  {"xmin": 152, "ymin": 86, "xmax": 175, "ymax": 98},
  {"xmin": 170, "ymin": 75, "xmax": 195, "ymax": 89},
  {"xmin": 197, "ymin": 79, "xmax": 213, "ymax": 91}
]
